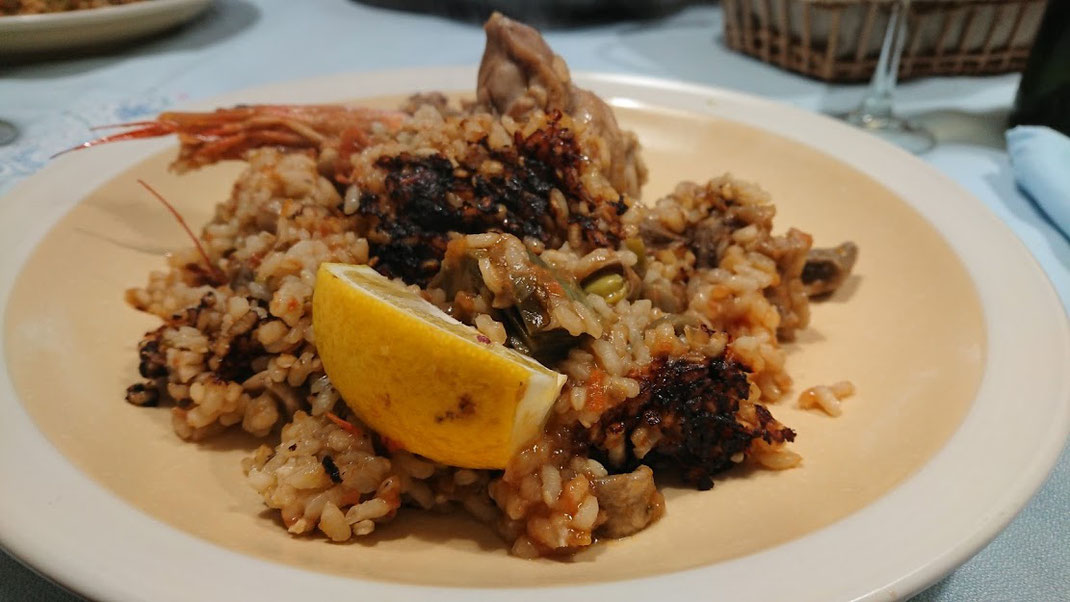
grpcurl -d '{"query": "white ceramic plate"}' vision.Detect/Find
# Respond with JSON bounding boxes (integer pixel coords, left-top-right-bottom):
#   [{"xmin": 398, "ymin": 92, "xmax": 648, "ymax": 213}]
[
  {"xmin": 0, "ymin": 68, "xmax": 1067, "ymax": 601},
  {"xmin": 0, "ymin": 0, "xmax": 212, "ymax": 54}
]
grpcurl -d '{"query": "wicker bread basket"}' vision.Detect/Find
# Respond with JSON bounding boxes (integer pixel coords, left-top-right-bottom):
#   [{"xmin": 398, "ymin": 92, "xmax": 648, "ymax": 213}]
[{"xmin": 722, "ymin": 0, "xmax": 1048, "ymax": 82}]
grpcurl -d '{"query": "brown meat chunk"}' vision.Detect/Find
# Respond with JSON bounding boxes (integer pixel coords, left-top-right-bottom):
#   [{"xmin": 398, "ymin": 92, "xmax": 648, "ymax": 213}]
[
  {"xmin": 477, "ymin": 12, "xmax": 572, "ymax": 120},
  {"xmin": 802, "ymin": 242, "xmax": 859, "ymax": 297},
  {"xmin": 477, "ymin": 12, "xmax": 647, "ymax": 198},
  {"xmin": 592, "ymin": 466, "xmax": 665, "ymax": 538}
]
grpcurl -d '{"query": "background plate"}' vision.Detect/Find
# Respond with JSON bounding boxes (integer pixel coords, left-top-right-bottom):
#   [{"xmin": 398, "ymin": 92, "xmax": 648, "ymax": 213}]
[{"xmin": 0, "ymin": 0, "xmax": 213, "ymax": 54}]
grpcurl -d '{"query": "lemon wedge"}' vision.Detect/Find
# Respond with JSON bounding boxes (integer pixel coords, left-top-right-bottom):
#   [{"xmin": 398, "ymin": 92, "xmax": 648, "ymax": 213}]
[{"xmin": 313, "ymin": 263, "xmax": 566, "ymax": 469}]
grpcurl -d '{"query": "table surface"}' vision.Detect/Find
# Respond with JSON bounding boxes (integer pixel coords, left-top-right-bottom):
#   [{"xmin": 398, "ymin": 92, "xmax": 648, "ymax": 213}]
[{"xmin": 1, "ymin": 1, "xmax": 1067, "ymax": 600}]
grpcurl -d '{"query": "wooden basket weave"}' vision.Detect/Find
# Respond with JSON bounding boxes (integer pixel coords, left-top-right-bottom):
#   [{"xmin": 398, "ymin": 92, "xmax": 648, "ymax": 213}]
[{"xmin": 721, "ymin": 0, "xmax": 1048, "ymax": 82}]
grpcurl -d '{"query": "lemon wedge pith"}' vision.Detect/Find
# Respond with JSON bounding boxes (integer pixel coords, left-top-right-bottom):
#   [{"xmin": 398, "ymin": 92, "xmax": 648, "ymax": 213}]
[{"xmin": 313, "ymin": 263, "xmax": 566, "ymax": 469}]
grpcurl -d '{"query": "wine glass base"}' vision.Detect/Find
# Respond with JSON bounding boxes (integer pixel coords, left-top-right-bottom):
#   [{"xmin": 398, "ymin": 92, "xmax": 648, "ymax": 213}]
[
  {"xmin": 839, "ymin": 111, "xmax": 935, "ymax": 154},
  {"xmin": 0, "ymin": 119, "xmax": 18, "ymax": 146}
]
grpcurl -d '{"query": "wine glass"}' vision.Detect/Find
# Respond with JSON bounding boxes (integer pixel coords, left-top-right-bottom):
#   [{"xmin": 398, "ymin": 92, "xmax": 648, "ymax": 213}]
[
  {"xmin": 841, "ymin": 0, "xmax": 935, "ymax": 153},
  {"xmin": 0, "ymin": 119, "xmax": 16, "ymax": 146}
]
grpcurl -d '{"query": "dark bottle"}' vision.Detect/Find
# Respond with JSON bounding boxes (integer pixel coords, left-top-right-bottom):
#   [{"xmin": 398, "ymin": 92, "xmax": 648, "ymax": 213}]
[{"xmin": 1010, "ymin": 0, "xmax": 1070, "ymax": 136}]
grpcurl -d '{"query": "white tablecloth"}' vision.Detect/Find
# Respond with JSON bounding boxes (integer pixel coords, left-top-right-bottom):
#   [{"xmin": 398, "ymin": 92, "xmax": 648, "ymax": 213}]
[{"xmin": 1, "ymin": 1, "xmax": 1066, "ymax": 599}]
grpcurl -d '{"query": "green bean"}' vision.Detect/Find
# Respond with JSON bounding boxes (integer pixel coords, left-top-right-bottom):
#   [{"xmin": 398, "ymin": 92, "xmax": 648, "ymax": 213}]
[{"xmin": 584, "ymin": 272, "xmax": 627, "ymax": 303}]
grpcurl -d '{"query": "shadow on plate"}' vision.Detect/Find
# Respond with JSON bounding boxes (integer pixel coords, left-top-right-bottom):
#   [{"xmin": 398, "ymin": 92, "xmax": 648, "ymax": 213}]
[
  {"xmin": 244, "ymin": 461, "xmax": 775, "ymax": 563},
  {"xmin": 253, "ymin": 506, "xmax": 582, "ymax": 560},
  {"xmin": 349, "ymin": 508, "xmax": 508, "ymax": 554},
  {"xmin": 196, "ymin": 424, "xmax": 268, "ymax": 452},
  {"xmin": 786, "ymin": 326, "xmax": 827, "ymax": 347},
  {"xmin": 815, "ymin": 274, "xmax": 862, "ymax": 305}
]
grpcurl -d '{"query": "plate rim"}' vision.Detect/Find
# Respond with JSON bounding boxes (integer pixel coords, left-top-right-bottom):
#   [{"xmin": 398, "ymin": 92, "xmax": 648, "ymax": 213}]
[{"xmin": 0, "ymin": 67, "xmax": 1067, "ymax": 602}]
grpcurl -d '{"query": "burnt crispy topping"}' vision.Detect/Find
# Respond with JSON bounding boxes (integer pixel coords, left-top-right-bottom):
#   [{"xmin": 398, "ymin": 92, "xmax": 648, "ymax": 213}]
[
  {"xmin": 360, "ymin": 115, "xmax": 628, "ymax": 285},
  {"xmin": 131, "ymin": 295, "xmax": 270, "ymax": 412},
  {"xmin": 321, "ymin": 455, "xmax": 343, "ymax": 484},
  {"xmin": 590, "ymin": 355, "xmax": 794, "ymax": 490},
  {"xmin": 362, "ymin": 148, "xmax": 558, "ymax": 284},
  {"xmin": 125, "ymin": 382, "xmax": 159, "ymax": 407},
  {"xmin": 513, "ymin": 112, "xmax": 627, "ymax": 247},
  {"xmin": 137, "ymin": 332, "xmax": 167, "ymax": 379},
  {"xmin": 213, "ymin": 330, "xmax": 261, "ymax": 383}
]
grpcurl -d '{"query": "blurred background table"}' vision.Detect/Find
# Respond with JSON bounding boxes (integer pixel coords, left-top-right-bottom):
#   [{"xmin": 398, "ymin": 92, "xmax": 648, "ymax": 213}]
[{"xmin": 0, "ymin": 1, "xmax": 1066, "ymax": 600}]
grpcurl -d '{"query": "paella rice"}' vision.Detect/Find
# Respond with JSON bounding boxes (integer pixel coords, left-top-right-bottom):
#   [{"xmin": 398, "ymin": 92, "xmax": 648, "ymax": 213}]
[{"xmin": 118, "ymin": 13, "xmax": 857, "ymax": 557}]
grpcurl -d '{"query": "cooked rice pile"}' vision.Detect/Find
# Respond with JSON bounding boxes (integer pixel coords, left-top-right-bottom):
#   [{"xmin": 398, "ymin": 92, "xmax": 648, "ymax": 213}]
[{"xmin": 123, "ymin": 14, "xmax": 856, "ymax": 558}]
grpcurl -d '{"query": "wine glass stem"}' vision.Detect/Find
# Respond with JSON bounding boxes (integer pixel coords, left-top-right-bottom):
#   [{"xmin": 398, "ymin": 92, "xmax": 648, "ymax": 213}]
[{"xmin": 860, "ymin": 0, "xmax": 911, "ymax": 120}]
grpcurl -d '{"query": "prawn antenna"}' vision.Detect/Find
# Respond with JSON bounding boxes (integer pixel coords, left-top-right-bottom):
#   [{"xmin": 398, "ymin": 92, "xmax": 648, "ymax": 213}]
[{"xmin": 137, "ymin": 179, "xmax": 226, "ymax": 285}]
